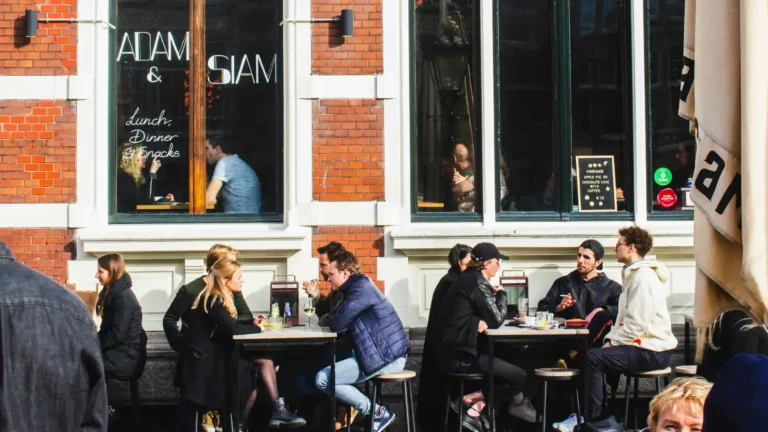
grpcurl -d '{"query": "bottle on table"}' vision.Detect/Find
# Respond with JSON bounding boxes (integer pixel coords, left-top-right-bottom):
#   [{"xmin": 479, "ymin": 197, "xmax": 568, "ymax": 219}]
[{"xmin": 283, "ymin": 302, "xmax": 292, "ymax": 328}]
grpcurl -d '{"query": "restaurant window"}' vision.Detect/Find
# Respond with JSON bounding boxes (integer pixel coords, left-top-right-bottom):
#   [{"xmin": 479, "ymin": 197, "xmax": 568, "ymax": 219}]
[
  {"xmin": 411, "ymin": 0, "xmax": 481, "ymax": 218},
  {"xmin": 112, "ymin": 0, "xmax": 283, "ymax": 221},
  {"xmin": 647, "ymin": 0, "xmax": 694, "ymax": 215},
  {"xmin": 497, "ymin": 0, "xmax": 633, "ymax": 217}
]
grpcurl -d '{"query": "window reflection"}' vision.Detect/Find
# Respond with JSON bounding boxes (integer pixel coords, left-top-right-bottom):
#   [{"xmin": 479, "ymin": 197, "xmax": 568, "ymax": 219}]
[
  {"xmin": 497, "ymin": 0, "xmax": 554, "ymax": 212},
  {"xmin": 413, "ymin": 0, "xmax": 480, "ymax": 214}
]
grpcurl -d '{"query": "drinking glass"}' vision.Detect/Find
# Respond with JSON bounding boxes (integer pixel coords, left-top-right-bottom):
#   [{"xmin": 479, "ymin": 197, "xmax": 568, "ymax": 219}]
[
  {"xmin": 547, "ymin": 313, "xmax": 554, "ymax": 326},
  {"xmin": 536, "ymin": 311, "xmax": 548, "ymax": 327},
  {"xmin": 304, "ymin": 297, "xmax": 316, "ymax": 331},
  {"xmin": 307, "ymin": 279, "xmax": 320, "ymax": 298},
  {"xmin": 270, "ymin": 316, "xmax": 282, "ymax": 331},
  {"xmin": 517, "ymin": 298, "xmax": 529, "ymax": 318}
]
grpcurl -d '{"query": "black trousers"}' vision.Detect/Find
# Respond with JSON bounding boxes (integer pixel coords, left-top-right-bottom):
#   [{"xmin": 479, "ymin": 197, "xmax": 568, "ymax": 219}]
[
  {"xmin": 441, "ymin": 352, "xmax": 527, "ymax": 404},
  {"xmin": 586, "ymin": 346, "xmax": 671, "ymax": 419}
]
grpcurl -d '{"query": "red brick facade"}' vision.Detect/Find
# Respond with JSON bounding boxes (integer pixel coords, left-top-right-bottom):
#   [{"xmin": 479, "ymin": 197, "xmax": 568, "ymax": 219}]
[
  {"xmin": 0, "ymin": 0, "xmax": 78, "ymax": 75},
  {"xmin": 312, "ymin": 99, "xmax": 384, "ymax": 202},
  {"xmin": 311, "ymin": 0, "xmax": 382, "ymax": 75},
  {"xmin": 312, "ymin": 226, "xmax": 384, "ymax": 293},
  {"xmin": 0, "ymin": 228, "xmax": 74, "ymax": 281},
  {"xmin": 0, "ymin": 100, "xmax": 76, "ymax": 203}
]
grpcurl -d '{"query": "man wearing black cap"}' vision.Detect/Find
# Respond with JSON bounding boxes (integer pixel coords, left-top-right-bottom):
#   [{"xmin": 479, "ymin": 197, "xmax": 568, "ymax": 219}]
[{"xmin": 436, "ymin": 242, "xmax": 537, "ymax": 428}]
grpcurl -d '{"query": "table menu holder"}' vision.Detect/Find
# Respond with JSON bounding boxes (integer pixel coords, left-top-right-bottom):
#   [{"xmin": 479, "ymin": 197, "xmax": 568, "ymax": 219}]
[
  {"xmin": 500, "ymin": 270, "xmax": 528, "ymax": 318},
  {"xmin": 269, "ymin": 275, "xmax": 299, "ymax": 326}
]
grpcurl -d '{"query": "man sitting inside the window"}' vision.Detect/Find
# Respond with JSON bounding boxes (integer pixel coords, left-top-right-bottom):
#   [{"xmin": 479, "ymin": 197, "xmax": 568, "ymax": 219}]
[
  {"xmin": 204, "ymin": 133, "xmax": 262, "ymax": 213},
  {"xmin": 537, "ymin": 239, "xmax": 622, "ymax": 366}
]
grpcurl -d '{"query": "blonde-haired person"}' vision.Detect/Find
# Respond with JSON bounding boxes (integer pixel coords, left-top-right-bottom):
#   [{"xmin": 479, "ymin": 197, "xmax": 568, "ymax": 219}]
[
  {"xmin": 95, "ymin": 253, "xmax": 147, "ymax": 380},
  {"xmin": 640, "ymin": 377, "xmax": 712, "ymax": 432},
  {"xmin": 695, "ymin": 309, "xmax": 768, "ymax": 382},
  {"xmin": 116, "ymin": 142, "xmax": 173, "ymax": 213}
]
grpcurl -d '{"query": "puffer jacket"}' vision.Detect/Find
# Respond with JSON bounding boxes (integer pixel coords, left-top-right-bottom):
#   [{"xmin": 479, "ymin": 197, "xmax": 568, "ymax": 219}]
[
  {"xmin": 98, "ymin": 273, "xmax": 146, "ymax": 379},
  {"xmin": 604, "ymin": 260, "xmax": 678, "ymax": 352},
  {"xmin": 328, "ymin": 273, "xmax": 409, "ymax": 376},
  {"xmin": 437, "ymin": 269, "xmax": 507, "ymax": 357}
]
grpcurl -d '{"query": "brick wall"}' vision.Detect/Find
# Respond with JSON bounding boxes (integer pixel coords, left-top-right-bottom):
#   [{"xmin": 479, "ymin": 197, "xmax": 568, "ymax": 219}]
[
  {"xmin": 0, "ymin": 228, "xmax": 75, "ymax": 281},
  {"xmin": 0, "ymin": 0, "xmax": 78, "ymax": 75},
  {"xmin": 312, "ymin": 226, "xmax": 384, "ymax": 292},
  {"xmin": 0, "ymin": 100, "xmax": 76, "ymax": 203},
  {"xmin": 311, "ymin": 0, "xmax": 382, "ymax": 75},
  {"xmin": 312, "ymin": 99, "xmax": 384, "ymax": 201}
]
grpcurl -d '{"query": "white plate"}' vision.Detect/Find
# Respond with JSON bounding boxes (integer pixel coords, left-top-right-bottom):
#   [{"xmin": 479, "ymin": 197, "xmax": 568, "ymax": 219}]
[{"xmin": 532, "ymin": 324, "xmax": 554, "ymax": 330}]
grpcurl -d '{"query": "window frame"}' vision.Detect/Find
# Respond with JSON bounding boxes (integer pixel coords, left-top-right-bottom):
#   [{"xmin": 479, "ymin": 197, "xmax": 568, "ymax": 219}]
[
  {"xmin": 494, "ymin": 0, "xmax": 635, "ymax": 222},
  {"xmin": 107, "ymin": 0, "xmax": 285, "ymax": 224},
  {"xmin": 643, "ymin": 0, "xmax": 693, "ymax": 221},
  {"xmin": 409, "ymin": 0, "xmax": 484, "ymax": 223}
]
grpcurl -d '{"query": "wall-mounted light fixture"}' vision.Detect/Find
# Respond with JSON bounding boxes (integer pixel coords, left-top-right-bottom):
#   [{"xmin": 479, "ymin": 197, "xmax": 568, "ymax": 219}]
[
  {"xmin": 280, "ymin": 9, "xmax": 354, "ymax": 39},
  {"xmin": 25, "ymin": 9, "xmax": 116, "ymax": 38}
]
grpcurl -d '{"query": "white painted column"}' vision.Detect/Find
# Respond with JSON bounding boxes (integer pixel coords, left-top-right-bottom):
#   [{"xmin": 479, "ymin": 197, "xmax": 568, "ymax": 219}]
[{"xmin": 631, "ymin": 0, "xmax": 649, "ymax": 225}]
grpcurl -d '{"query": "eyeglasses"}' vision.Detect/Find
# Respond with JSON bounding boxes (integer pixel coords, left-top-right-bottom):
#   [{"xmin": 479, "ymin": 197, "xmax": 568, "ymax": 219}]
[{"xmin": 615, "ymin": 242, "xmax": 630, "ymax": 248}]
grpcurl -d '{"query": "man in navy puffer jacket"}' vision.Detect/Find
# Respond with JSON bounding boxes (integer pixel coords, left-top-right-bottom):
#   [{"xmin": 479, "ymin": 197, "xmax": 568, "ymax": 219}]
[{"xmin": 315, "ymin": 250, "xmax": 409, "ymax": 431}]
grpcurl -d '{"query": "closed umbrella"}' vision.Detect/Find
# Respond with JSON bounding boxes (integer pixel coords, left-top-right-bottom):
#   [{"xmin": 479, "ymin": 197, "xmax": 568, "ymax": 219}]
[{"xmin": 680, "ymin": 0, "xmax": 768, "ymax": 327}]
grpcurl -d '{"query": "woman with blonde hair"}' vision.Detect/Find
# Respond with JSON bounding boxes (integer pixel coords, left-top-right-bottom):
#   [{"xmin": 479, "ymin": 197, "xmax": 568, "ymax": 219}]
[
  {"xmin": 642, "ymin": 377, "xmax": 712, "ymax": 432},
  {"xmin": 180, "ymin": 258, "xmax": 305, "ymax": 431},
  {"xmin": 95, "ymin": 253, "xmax": 147, "ymax": 379},
  {"xmin": 117, "ymin": 142, "xmax": 173, "ymax": 212}
]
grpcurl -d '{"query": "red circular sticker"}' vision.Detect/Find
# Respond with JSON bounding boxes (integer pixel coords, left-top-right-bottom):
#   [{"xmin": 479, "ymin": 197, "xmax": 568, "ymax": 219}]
[{"xmin": 657, "ymin": 188, "xmax": 678, "ymax": 209}]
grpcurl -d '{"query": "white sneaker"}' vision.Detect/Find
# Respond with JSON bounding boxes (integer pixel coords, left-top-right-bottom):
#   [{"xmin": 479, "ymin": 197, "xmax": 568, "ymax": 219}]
[
  {"xmin": 553, "ymin": 413, "xmax": 581, "ymax": 432},
  {"xmin": 507, "ymin": 397, "xmax": 536, "ymax": 423}
]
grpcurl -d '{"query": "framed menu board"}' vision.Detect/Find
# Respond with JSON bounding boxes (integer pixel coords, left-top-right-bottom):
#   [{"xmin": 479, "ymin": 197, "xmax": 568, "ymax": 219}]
[{"xmin": 576, "ymin": 155, "xmax": 617, "ymax": 212}]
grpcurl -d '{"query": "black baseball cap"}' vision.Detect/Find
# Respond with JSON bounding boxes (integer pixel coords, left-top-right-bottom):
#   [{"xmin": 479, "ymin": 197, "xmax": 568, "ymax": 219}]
[{"xmin": 471, "ymin": 242, "xmax": 509, "ymax": 261}]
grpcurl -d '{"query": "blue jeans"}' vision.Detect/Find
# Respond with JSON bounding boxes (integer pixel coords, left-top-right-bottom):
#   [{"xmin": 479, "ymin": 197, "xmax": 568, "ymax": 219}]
[
  {"xmin": 316, "ymin": 355, "xmax": 406, "ymax": 416},
  {"xmin": 296, "ymin": 345, "xmax": 354, "ymax": 397}
]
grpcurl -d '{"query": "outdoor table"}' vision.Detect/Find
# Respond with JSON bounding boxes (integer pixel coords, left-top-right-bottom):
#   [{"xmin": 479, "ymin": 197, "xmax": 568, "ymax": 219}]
[
  {"xmin": 486, "ymin": 324, "xmax": 590, "ymax": 432},
  {"xmin": 233, "ymin": 326, "xmax": 338, "ymax": 431},
  {"xmin": 684, "ymin": 314, "xmax": 694, "ymax": 364}
]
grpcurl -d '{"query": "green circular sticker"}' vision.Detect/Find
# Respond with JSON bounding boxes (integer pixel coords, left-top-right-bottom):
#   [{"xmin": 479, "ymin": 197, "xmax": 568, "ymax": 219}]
[{"xmin": 654, "ymin": 167, "xmax": 672, "ymax": 186}]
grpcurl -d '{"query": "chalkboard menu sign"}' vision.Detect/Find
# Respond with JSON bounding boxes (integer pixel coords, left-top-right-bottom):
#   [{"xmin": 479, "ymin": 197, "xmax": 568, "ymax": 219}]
[{"xmin": 576, "ymin": 156, "xmax": 617, "ymax": 212}]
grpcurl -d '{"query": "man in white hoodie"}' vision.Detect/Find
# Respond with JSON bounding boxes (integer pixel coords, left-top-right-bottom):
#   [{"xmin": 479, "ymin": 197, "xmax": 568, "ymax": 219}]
[{"xmin": 585, "ymin": 226, "xmax": 678, "ymax": 421}]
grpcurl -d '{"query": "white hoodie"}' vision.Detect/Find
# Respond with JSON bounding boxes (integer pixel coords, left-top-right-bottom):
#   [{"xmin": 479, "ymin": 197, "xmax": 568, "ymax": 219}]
[{"xmin": 604, "ymin": 260, "xmax": 678, "ymax": 352}]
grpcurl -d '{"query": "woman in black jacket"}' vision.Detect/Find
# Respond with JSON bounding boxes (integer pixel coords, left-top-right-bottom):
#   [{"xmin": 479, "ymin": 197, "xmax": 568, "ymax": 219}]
[
  {"xmin": 436, "ymin": 243, "xmax": 536, "ymax": 428},
  {"xmin": 95, "ymin": 253, "xmax": 147, "ymax": 380},
  {"xmin": 696, "ymin": 309, "xmax": 768, "ymax": 382},
  {"xmin": 116, "ymin": 142, "xmax": 173, "ymax": 213},
  {"xmin": 180, "ymin": 258, "xmax": 305, "ymax": 431},
  {"xmin": 417, "ymin": 244, "xmax": 472, "ymax": 432}
]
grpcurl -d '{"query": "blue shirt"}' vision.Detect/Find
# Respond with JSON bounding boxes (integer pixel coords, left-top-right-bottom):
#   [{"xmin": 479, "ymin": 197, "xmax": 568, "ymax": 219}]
[{"xmin": 211, "ymin": 154, "xmax": 262, "ymax": 213}]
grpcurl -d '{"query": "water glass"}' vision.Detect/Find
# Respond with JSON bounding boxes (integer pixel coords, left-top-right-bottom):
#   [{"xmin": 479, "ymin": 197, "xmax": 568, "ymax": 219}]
[
  {"xmin": 536, "ymin": 311, "xmax": 548, "ymax": 327},
  {"xmin": 517, "ymin": 298, "xmax": 529, "ymax": 318},
  {"xmin": 547, "ymin": 313, "xmax": 554, "ymax": 325}
]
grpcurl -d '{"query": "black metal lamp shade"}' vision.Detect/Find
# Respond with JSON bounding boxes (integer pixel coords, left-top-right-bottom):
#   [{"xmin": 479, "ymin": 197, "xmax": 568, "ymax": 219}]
[
  {"xmin": 428, "ymin": 43, "xmax": 470, "ymax": 94},
  {"xmin": 25, "ymin": 9, "xmax": 38, "ymax": 38},
  {"xmin": 340, "ymin": 9, "xmax": 354, "ymax": 38}
]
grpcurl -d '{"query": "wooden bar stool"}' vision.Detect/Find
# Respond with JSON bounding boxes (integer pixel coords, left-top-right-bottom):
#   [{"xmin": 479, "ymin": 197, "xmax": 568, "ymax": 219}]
[
  {"xmin": 442, "ymin": 373, "xmax": 485, "ymax": 432},
  {"xmin": 674, "ymin": 365, "xmax": 697, "ymax": 377},
  {"xmin": 624, "ymin": 368, "xmax": 671, "ymax": 431},
  {"xmin": 534, "ymin": 368, "xmax": 582, "ymax": 432},
  {"xmin": 367, "ymin": 370, "xmax": 417, "ymax": 432}
]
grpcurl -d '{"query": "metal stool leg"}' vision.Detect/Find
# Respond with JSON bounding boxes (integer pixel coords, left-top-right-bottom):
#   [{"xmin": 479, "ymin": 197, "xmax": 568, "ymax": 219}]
[
  {"xmin": 403, "ymin": 382, "xmax": 412, "ymax": 432},
  {"xmin": 407, "ymin": 381, "xmax": 416, "ymax": 432},
  {"xmin": 369, "ymin": 381, "xmax": 378, "ymax": 432},
  {"xmin": 541, "ymin": 381, "xmax": 548, "ymax": 432},
  {"xmin": 458, "ymin": 379, "xmax": 465, "ymax": 432},
  {"xmin": 443, "ymin": 380, "xmax": 452, "ymax": 428},
  {"xmin": 656, "ymin": 377, "xmax": 662, "ymax": 395},
  {"xmin": 623, "ymin": 376, "xmax": 631, "ymax": 428},
  {"xmin": 347, "ymin": 405, "xmax": 353, "ymax": 432},
  {"xmin": 632, "ymin": 377, "xmax": 640, "ymax": 431},
  {"xmin": 573, "ymin": 382, "xmax": 583, "ymax": 424},
  {"xmin": 130, "ymin": 378, "xmax": 140, "ymax": 428}
]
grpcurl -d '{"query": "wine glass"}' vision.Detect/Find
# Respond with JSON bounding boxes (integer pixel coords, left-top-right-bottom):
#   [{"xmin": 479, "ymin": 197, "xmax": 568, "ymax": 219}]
[{"xmin": 304, "ymin": 297, "xmax": 316, "ymax": 331}]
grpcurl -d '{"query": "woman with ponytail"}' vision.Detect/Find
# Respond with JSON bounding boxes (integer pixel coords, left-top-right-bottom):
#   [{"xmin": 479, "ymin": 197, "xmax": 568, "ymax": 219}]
[{"xmin": 95, "ymin": 253, "xmax": 147, "ymax": 379}]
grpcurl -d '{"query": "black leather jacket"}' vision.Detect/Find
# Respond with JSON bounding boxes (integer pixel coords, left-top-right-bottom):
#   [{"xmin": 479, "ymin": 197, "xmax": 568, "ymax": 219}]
[{"xmin": 437, "ymin": 269, "xmax": 507, "ymax": 357}]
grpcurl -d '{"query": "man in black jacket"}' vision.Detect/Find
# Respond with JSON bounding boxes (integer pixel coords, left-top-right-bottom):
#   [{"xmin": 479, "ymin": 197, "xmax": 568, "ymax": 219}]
[{"xmin": 437, "ymin": 243, "xmax": 537, "ymax": 428}]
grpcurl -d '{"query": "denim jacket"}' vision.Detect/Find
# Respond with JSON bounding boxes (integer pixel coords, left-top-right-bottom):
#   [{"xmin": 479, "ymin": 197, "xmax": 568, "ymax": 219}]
[{"xmin": 0, "ymin": 242, "xmax": 107, "ymax": 431}]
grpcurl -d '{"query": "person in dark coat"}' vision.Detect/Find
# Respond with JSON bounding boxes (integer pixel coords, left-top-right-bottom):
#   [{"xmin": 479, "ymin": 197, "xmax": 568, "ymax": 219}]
[
  {"xmin": 180, "ymin": 257, "xmax": 305, "ymax": 430},
  {"xmin": 696, "ymin": 309, "xmax": 768, "ymax": 382},
  {"xmin": 95, "ymin": 253, "xmax": 146, "ymax": 380},
  {"xmin": 0, "ymin": 241, "xmax": 108, "ymax": 431},
  {"xmin": 417, "ymin": 243, "xmax": 472, "ymax": 432},
  {"xmin": 537, "ymin": 240, "xmax": 622, "ymax": 367},
  {"xmin": 314, "ymin": 251, "xmax": 409, "ymax": 432},
  {"xmin": 436, "ymin": 243, "xmax": 536, "ymax": 430}
]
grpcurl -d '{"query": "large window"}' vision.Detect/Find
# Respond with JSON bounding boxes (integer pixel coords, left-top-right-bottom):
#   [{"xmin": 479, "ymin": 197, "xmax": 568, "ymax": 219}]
[
  {"xmin": 112, "ymin": 0, "xmax": 283, "ymax": 221},
  {"xmin": 646, "ymin": 0, "xmax": 693, "ymax": 215},
  {"xmin": 496, "ymin": 0, "xmax": 634, "ymax": 218},
  {"xmin": 411, "ymin": 0, "xmax": 481, "ymax": 218}
]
